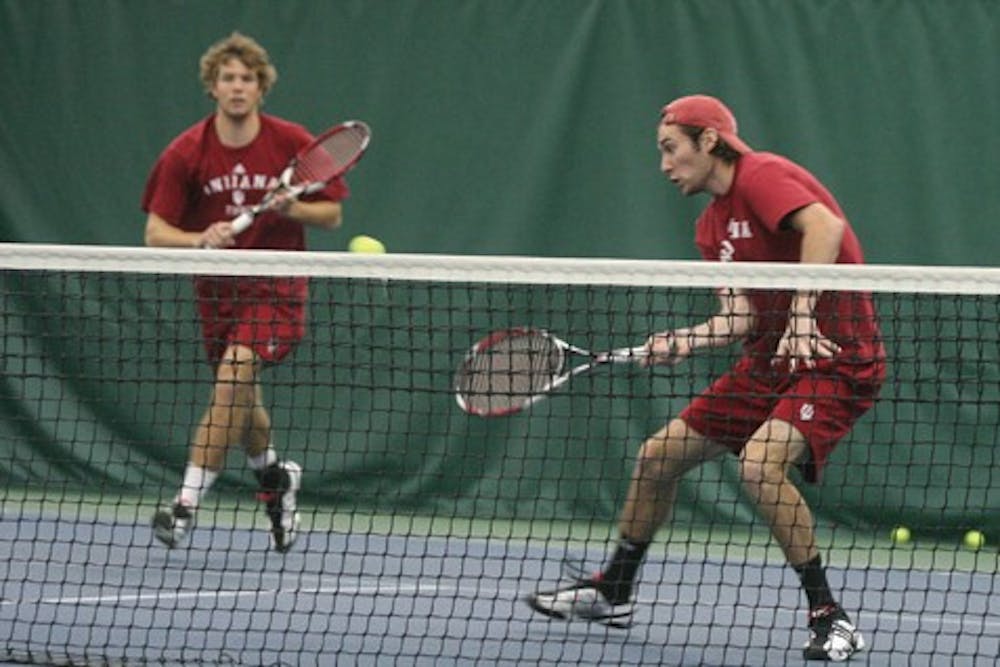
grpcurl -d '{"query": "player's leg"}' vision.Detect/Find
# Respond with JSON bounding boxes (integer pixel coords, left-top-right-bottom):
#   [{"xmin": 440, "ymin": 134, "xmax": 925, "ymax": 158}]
[
  {"xmin": 738, "ymin": 420, "xmax": 816, "ymax": 566},
  {"xmin": 526, "ymin": 418, "xmax": 728, "ymax": 626},
  {"xmin": 153, "ymin": 344, "xmax": 257, "ymax": 547},
  {"xmin": 245, "ymin": 383, "xmax": 272, "ymax": 460},
  {"xmin": 619, "ymin": 418, "xmax": 729, "ymax": 542},
  {"xmin": 246, "ymin": 382, "xmax": 302, "ymax": 552},
  {"xmin": 739, "ymin": 418, "xmax": 864, "ymax": 661},
  {"xmin": 195, "ymin": 344, "xmax": 258, "ymax": 467},
  {"xmin": 238, "ymin": 295, "xmax": 306, "ymax": 552}
]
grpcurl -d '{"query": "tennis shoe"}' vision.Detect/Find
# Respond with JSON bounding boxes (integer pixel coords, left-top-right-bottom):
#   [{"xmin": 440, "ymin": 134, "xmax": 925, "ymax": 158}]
[
  {"xmin": 152, "ymin": 500, "xmax": 195, "ymax": 548},
  {"xmin": 525, "ymin": 575, "xmax": 634, "ymax": 628},
  {"xmin": 256, "ymin": 460, "xmax": 302, "ymax": 553},
  {"xmin": 803, "ymin": 604, "xmax": 865, "ymax": 661}
]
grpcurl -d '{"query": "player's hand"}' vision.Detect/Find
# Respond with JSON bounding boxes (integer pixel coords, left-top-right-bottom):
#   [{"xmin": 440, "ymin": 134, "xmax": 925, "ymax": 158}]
[
  {"xmin": 199, "ymin": 221, "xmax": 237, "ymax": 249},
  {"xmin": 774, "ymin": 314, "xmax": 841, "ymax": 372},
  {"xmin": 271, "ymin": 191, "xmax": 296, "ymax": 214},
  {"xmin": 641, "ymin": 331, "xmax": 686, "ymax": 367}
]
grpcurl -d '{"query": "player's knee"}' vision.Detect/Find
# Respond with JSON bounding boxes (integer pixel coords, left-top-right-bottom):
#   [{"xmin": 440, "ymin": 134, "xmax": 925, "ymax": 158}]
[
  {"xmin": 212, "ymin": 366, "xmax": 256, "ymax": 407},
  {"xmin": 738, "ymin": 443, "xmax": 788, "ymax": 491},
  {"xmin": 739, "ymin": 457, "xmax": 767, "ymax": 490},
  {"xmin": 635, "ymin": 419, "xmax": 694, "ymax": 482},
  {"xmin": 211, "ymin": 380, "xmax": 240, "ymax": 408}
]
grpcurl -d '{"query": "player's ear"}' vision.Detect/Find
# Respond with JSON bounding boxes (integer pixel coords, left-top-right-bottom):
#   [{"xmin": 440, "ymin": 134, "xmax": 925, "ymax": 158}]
[{"xmin": 699, "ymin": 127, "xmax": 719, "ymax": 153}]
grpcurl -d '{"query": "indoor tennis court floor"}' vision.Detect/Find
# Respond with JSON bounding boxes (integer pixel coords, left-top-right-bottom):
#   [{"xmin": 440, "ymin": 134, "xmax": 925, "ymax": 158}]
[{"xmin": 2, "ymin": 511, "xmax": 998, "ymax": 666}]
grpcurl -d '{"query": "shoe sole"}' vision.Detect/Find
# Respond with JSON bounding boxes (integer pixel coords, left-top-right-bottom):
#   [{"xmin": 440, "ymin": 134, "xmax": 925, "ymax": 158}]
[
  {"xmin": 525, "ymin": 593, "xmax": 570, "ymax": 621},
  {"xmin": 524, "ymin": 593, "xmax": 633, "ymax": 629},
  {"xmin": 803, "ymin": 647, "xmax": 863, "ymax": 662},
  {"xmin": 803, "ymin": 633, "xmax": 865, "ymax": 661},
  {"xmin": 271, "ymin": 513, "xmax": 301, "ymax": 553},
  {"xmin": 151, "ymin": 510, "xmax": 179, "ymax": 548}
]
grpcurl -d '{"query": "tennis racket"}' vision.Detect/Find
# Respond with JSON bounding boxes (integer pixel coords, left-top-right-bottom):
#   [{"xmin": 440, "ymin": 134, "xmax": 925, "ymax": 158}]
[
  {"xmin": 229, "ymin": 119, "xmax": 371, "ymax": 235},
  {"xmin": 454, "ymin": 327, "xmax": 646, "ymax": 417}
]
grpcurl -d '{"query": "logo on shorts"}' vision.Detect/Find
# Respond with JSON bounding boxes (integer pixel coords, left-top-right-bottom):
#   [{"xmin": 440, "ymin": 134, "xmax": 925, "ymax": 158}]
[
  {"xmin": 799, "ymin": 403, "xmax": 815, "ymax": 422},
  {"xmin": 266, "ymin": 339, "xmax": 278, "ymax": 355}
]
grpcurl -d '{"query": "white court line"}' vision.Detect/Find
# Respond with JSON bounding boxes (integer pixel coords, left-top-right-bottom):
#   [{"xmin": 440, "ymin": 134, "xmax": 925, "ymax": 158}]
[
  {"xmin": 7, "ymin": 580, "xmax": 1000, "ymax": 635},
  {"xmin": 14, "ymin": 580, "xmax": 459, "ymax": 607},
  {"xmin": 690, "ymin": 600, "xmax": 1000, "ymax": 634}
]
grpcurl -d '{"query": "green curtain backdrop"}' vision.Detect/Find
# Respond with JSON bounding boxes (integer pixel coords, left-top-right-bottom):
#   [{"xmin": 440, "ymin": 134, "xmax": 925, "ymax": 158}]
[{"xmin": 1, "ymin": 1, "xmax": 998, "ymax": 534}]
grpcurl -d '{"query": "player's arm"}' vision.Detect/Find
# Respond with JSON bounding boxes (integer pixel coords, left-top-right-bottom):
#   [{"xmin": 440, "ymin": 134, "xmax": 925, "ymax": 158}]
[
  {"xmin": 775, "ymin": 202, "xmax": 845, "ymax": 370},
  {"xmin": 275, "ymin": 197, "xmax": 343, "ymax": 230},
  {"xmin": 144, "ymin": 211, "xmax": 235, "ymax": 249},
  {"xmin": 643, "ymin": 288, "xmax": 756, "ymax": 366}
]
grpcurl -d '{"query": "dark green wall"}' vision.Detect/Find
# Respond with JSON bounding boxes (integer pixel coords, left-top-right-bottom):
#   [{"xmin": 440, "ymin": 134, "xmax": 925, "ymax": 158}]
[
  {"xmin": 2, "ymin": 1, "xmax": 999, "ymax": 263},
  {"xmin": 1, "ymin": 1, "xmax": 998, "ymax": 535}
]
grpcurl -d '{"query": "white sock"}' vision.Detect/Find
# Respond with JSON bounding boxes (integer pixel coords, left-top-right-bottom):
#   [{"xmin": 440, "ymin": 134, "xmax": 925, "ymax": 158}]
[
  {"xmin": 177, "ymin": 464, "xmax": 219, "ymax": 508},
  {"xmin": 247, "ymin": 446, "xmax": 278, "ymax": 472}
]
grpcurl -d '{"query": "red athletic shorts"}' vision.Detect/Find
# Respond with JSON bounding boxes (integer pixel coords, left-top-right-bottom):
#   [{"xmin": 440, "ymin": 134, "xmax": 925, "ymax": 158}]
[
  {"xmin": 679, "ymin": 355, "xmax": 885, "ymax": 483},
  {"xmin": 194, "ymin": 277, "xmax": 307, "ymax": 365}
]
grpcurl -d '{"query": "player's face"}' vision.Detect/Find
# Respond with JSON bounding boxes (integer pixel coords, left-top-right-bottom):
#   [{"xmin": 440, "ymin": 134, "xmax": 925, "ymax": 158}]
[
  {"xmin": 658, "ymin": 123, "xmax": 712, "ymax": 196},
  {"xmin": 211, "ymin": 58, "xmax": 263, "ymax": 120}
]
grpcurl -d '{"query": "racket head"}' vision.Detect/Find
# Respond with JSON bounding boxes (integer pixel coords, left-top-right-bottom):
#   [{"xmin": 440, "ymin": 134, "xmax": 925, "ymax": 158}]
[
  {"xmin": 291, "ymin": 120, "xmax": 371, "ymax": 187},
  {"xmin": 454, "ymin": 328, "xmax": 567, "ymax": 417}
]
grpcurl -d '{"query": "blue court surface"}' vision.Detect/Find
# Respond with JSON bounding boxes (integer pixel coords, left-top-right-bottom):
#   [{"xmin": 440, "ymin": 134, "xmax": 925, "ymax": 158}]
[{"xmin": 2, "ymin": 508, "xmax": 998, "ymax": 666}]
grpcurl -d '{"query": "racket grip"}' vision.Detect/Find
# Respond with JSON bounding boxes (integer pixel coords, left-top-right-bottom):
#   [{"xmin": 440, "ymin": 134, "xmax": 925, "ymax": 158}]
[
  {"xmin": 607, "ymin": 346, "xmax": 648, "ymax": 361},
  {"xmin": 230, "ymin": 211, "xmax": 254, "ymax": 234}
]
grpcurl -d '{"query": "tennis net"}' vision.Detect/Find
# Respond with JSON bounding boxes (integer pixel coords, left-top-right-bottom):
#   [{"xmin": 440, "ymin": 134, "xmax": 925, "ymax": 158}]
[{"xmin": 0, "ymin": 243, "xmax": 998, "ymax": 666}]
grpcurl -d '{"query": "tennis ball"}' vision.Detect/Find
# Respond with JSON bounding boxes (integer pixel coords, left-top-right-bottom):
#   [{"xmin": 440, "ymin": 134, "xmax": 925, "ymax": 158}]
[
  {"xmin": 890, "ymin": 526, "xmax": 911, "ymax": 545},
  {"xmin": 963, "ymin": 530, "xmax": 986, "ymax": 551},
  {"xmin": 348, "ymin": 234, "xmax": 386, "ymax": 254}
]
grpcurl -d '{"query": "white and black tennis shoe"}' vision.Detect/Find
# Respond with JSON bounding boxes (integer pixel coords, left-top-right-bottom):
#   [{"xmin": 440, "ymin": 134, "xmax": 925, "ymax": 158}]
[
  {"xmin": 526, "ymin": 577, "xmax": 634, "ymax": 629},
  {"xmin": 256, "ymin": 460, "xmax": 302, "ymax": 553},
  {"xmin": 803, "ymin": 604, "xmax": 865, "ymax": 661},
  {"xmin": 152, "ymin": 500, "xmax": 195, "ymax": 548}
]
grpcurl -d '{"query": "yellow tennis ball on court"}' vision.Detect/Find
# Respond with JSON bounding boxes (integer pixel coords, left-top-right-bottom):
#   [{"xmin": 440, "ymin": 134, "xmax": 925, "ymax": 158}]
[
  {"xmin": 963, "ymin": 530, "xmax": 986, "ymax": 551},
  {"xmin": 890, "ymin": 526, "xmax": 911, "ymax": 545},
  {"xmin": 348, "ymin": 234, "xmax": 386, "ymax": 254}
]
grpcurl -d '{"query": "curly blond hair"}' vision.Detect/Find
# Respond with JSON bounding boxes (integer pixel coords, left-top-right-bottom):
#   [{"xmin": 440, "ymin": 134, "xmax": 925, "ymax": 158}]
[{"xmin": 199, "ymin": 31, "xmax": 278, "ymax": 96}]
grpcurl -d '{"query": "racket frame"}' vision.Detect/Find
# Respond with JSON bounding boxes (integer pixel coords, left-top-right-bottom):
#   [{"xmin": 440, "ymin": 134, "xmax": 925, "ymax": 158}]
[
  {"xmin": 454, "ymin": 327, "xmax": 646, "ymax": 417},
  {"xmin": 230, "ymin": 120, "xmax": 371, "ymax": 234}
]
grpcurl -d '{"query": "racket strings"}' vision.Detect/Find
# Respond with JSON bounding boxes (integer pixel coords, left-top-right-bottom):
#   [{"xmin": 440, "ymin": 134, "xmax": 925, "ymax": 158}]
[
  {"xmin": 294, "ymin": 126, "xmax": 370, "ymax": 184},
  {"xmin": 458, "ymin": 334, "xmax": 564, "ymax": 413}
]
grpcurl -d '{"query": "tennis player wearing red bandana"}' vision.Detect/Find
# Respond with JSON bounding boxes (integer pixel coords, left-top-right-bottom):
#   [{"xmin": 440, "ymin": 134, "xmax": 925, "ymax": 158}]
[{"xmin": 527, "ymin": 94, "xmax": 883, "ymax": 662}]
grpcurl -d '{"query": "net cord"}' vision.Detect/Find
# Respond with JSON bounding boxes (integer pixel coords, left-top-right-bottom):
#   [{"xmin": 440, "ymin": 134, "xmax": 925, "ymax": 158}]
[{"xmin": 1, "ymin": 243, "xmax": 998, "ymax": 294}]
